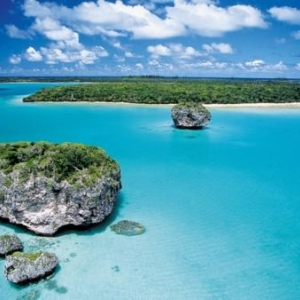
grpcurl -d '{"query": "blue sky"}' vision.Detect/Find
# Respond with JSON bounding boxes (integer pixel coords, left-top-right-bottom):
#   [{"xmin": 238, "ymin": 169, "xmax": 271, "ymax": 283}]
[{"xmin": 1, "ymin": 0, "xmax": 300, "ymax": 77}]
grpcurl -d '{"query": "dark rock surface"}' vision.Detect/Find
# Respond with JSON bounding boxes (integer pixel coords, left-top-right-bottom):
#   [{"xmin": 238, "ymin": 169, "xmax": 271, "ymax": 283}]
[
  {"xmin": 5, "ymin": 251, "xmax": 58, "ymax": 284},
  {"xmin": 110, "ymin": 220, "xmax": 146, "ymax": 236},
  {"xmin": 171, "ymin": 102, "xmax": 211, "ymax": 129},
  {"xmin": 0, "ymin": 235, "xmax": 23, "ymax": 256}
]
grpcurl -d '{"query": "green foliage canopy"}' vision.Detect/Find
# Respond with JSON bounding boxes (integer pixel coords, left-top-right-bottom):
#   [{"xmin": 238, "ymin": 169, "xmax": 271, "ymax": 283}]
[
  {"xmin": 23, "ymin": 79, "xmax": 300, "ymax": 104},
  {"xmin": 0, "ymin": 142, "xmax": 119, "ymax": 184}
]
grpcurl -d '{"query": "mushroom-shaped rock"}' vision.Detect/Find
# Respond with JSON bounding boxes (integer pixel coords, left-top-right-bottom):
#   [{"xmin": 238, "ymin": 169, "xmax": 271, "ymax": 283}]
[
  {"xmin": 5, "ymin": 251, "xmax": 58, "ymax": 284},
  {"xmin": 0, "ymin": 142, "xmax": 122, "ymax": 236},
  {"xmin": 0, "ymin": 235, "xmax": 23, "ymax": 256},
  {"xmin": 171, "ymin": 102, "xmax": 211, "ymax": 129},
  {"xmin": 110, "ymin": 220, "xmax": 146, "ymax": 236}
]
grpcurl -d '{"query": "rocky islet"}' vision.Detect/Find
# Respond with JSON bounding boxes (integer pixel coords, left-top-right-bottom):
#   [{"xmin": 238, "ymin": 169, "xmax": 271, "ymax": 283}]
[
  {"xmin": 171, "ymin": 102, "xmax": 211, "ymax": 129},
  {"xmin": 0, "ymin": 234, "xmax": 59, "ymax": 284},
  {"xmin": 0, "ymin": 142, "xmax": 122, "ymax": 235},
  {"xmin": 5, "ymin": 251, "xmax": 59, "ymax": 284},
  {"xmin": 0, "ymin": 234, "xmax": 23, "ymax": 256},
  {"xmin": 0, "ymin": 142, "xmax": 147, "ymax": 285}
]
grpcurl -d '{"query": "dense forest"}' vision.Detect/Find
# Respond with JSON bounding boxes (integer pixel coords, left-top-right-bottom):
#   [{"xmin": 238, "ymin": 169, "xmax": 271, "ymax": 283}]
[
  {"xmin": 0, "ymin": 142, "xmax": 119, "ymax": 185},
  {"xmin": 23, "ymin": 79, "xmax": 300, "ymax": 104}
]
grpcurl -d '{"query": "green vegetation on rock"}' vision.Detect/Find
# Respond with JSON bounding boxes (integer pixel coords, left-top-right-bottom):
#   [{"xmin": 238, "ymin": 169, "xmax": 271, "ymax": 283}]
[
  {"xmin": 23, "ymin": 80, "xmax": 300, "ymax": 104},
  {"xmin": 0, "ymin": 142, "xmax": 121, "ymax": 235},
  {"xmin": 0, "ymin": 234, "xmax": 23, "ymax": 256},
  {"xmin": 12, "ymin": 251, "xmax": 43, "ymax": 261},
  {"xmin": 6, "ymin": 251, "xmax": 59, "ymax": 284},
  {"xmin": 173, "ymin": 101, "xmax": 210, "ymax": 112},
  {"xmin": 0, "ymin": 142, "xmax": 120, "ymax": 185}
]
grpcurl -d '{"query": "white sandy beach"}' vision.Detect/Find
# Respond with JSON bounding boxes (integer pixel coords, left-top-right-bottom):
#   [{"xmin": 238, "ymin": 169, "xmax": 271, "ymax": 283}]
[
  {"xmin": 61, "ymin": 101, "xmax": 300, "ymax": 109},
  {"xmin": 42, "ymin": 101, "xmax": 300, "ymax": 108},
  {"xmin": 204, "ymin": 102, "xmax": 300, "ymax": 108},
  {"xmin": 14, "ymin": 95, "xmax": 300, "ymax": 109}
]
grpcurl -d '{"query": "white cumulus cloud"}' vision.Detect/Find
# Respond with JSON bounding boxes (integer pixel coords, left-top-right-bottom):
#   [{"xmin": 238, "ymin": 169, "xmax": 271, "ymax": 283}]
[
  {"xmin": 6, "ymin": 24, "xmax": 33, "ymax": 39},
  {"xmin": 269, "ymin": 61, "xmax": 287, "ymax": 72},
  {"xmin": 39, "ymin": 45, "xmax": 108, "ymax": 65},
  {"xmin": 40, "ymin": 48, "xmax": 70, "ymax": 64},
  {"xmin": 125, "ymin": 51, "xmax": 134, "ymax": 58},
  {"xmin": 135, "ymin": 63, "xmax": 144, "ymax": 69},
  {"xmin": 25, "ymin": 47, "xmax": 43, "ymax": 62},
  {"xmin": 32, "ymin": 17, "xmax": 82, "ymax": 49},
  {"xmin": 148, "ymin": 43, "xmax": 203, "ymax": 59},
  {"xmin": 245, "ymin": 59, "xmax": 265, "ymax": 67},
  {"xmin": 23, "ymin": 44, "xmax": 108, "ymax": 65},
  {"xmin": 21, "ymin": 0, "xmax": 266, "ymax": 40},
  {"xmin": 93, "ymin": 46, "xmax": 109, "ymax": 57},
  {"xmin": 242, "ymin": 60, "xmax": 287, "ymax": 73},
  {"xmin": 6, "ymin": 0, "xmax": 271, "ymax": 71},
  {"xmin": 9, "ymin": 55, "xmax": 22, "ymax": 65},
  {"xmin": 72, "ymin": 0, "xmax": 185, "ymax": 39},
  {"xmin": 269, "ymin": 6, "xmax": 300, "ymax": 24},
  {"xmin": 167, "ymin": 0, "xmax": 267, "ymax": 37},
  {"xmin": 148, "ymin": 44, "xmax": 172, "ymax": 56},
  {"xmin": 202, "ymin": 43, "xmax": 233, "ymax": 54}
]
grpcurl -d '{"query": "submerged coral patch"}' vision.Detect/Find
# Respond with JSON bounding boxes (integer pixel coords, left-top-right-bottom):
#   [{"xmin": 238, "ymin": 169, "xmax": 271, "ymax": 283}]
[
  {"xmin": 112, "ymin": 265, "xmax": 120, "ymax": 272},
  {"xmin": 44, "ymin": 279, "xmax": 68, "ymax": 294},
  {"xmin": 110, "ymin": 220, "xmax": 146, "ymax": 236},
  {"xmin": 16, "ymin": 289, "xmax": 41, "ymax": 300}
]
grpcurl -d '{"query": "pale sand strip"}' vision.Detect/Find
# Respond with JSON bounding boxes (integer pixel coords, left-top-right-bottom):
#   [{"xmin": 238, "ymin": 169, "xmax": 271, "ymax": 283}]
[
  {"xmin": 204, "ymin": 102, "xmax": 300, "ymax": 109},
  {"xmin": 62, "ymin": 101, "xmax": 300, "ymax": 109},
  {"xmin": 17, "ymin": 97, "xmax": 300, "ymax": 109}
]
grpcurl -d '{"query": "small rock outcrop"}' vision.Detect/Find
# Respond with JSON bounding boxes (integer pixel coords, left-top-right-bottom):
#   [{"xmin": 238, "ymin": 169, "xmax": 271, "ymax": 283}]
[
  {"xmin": 5, "ymin": 251, "xmax": 58, "ymax": 284},
  {"xmin": 110, "ymin": 220, "xmax": 146, "ymax": 236},
  {"xmin": 0, "ymin": 235, "xmax": 23, "ymax": 256},
  {"xmin": 0, "ymin": 142, "xmax": 121, "ymax": 235},
  {"xmin": 171, "ymin": 102, "xmax": 211, "ymax": 129}
]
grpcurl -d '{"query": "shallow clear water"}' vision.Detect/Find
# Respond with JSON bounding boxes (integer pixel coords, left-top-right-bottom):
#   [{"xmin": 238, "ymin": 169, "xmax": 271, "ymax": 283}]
[{"xmin": 0, "ymin": 83, "xmax": 300, "ymax": 300}]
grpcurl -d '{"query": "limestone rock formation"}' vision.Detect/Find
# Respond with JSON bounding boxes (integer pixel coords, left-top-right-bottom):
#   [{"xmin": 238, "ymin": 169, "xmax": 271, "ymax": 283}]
[
  {"xmin": 0, "ymin": 235, "xmax": 23, "ymax": 256},
  {"xmin": 5, "ymin": 251, "xmax": 58, "ymax": 284},
  {"xmin": 0, "ymin": 142, "xmax": 121, "ymax": 235},
  {"xmin": 110, "ymin": 220, "xmax": 146, "ymax": 236},
  {"xmin": 171, "ymin": 102, "xmax": 211, "ymax": 129}
]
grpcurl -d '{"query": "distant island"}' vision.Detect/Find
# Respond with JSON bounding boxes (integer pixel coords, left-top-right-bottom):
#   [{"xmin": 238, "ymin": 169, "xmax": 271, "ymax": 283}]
[{"xmin": 22, "ymin": 78, "xmax": 300, "ymax": 104}]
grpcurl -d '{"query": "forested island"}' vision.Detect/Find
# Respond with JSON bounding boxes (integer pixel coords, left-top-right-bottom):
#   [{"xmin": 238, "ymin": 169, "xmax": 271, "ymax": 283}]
[{"xmin": 22, "ymin": 79, "xmax": 300, "ymax": 104}]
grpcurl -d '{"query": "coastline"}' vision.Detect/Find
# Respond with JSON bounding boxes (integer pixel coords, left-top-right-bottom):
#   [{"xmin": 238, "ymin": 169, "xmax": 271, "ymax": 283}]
[
  {"xmin": 41, "ymin": 101, "xmax": 300, "ymax": 109},
  {"xmin": 15, "ymin": 96, "xmax": 300, "ymax": 109},
  {"xmin": 204, "ymin": 102, "xmax": 300, "ymax": 109}
]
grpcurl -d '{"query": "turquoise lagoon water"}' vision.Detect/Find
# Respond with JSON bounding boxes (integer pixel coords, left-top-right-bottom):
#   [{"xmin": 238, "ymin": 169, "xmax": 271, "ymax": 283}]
[{"xmin": 0, "ymin": 83, "xmax": 300, "ymax": 300}]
